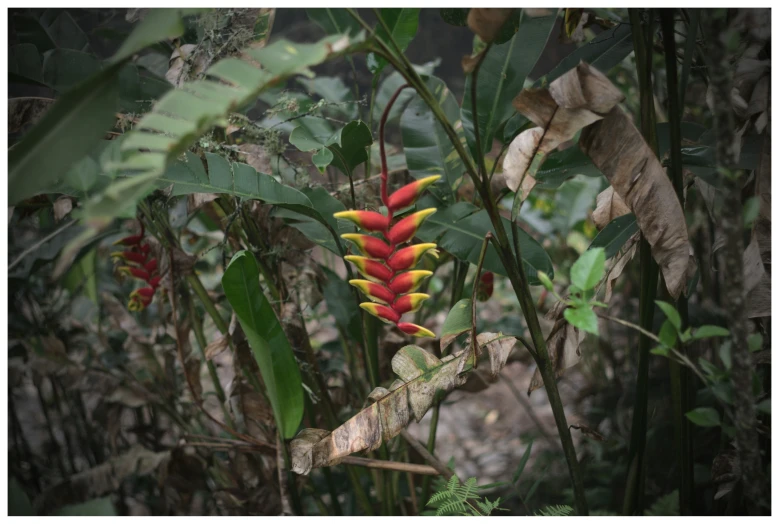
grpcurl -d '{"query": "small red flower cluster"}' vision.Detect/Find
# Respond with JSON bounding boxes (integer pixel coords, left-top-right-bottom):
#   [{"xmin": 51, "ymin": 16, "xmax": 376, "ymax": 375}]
[
  {"xmin": 112, "ymin": 224, "xmax": 161, "ymax": 311},
  {"xmin": 335, "ymin": 175, "xmax": 441, "ymax": 338}
]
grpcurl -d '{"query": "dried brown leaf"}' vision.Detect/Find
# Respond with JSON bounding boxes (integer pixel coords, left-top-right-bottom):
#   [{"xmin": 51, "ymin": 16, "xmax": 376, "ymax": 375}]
[
  {"xmin": 592, "ymin": 187, "xmax": 631, "ymax": 230},
  {"xmin": 53, "ymin": 196, "xmax": 73, "ymax": 221},
  {"xmin": 467, "ymin": 8, "xmax": 515, "ymax": 43},
  {"xmin": 604, "ymin": 234, "xmax": 639, "ymax": 302},
  {"xmin": 166, "ymin": 44, "xmax": 208, "ymax": 87},
  {"xmin": 291, "ymin": 335, "xmax": 515, "ymax": 475},
  {"xmin": 570, "ymin": 424, "xmax": 606, "ymax": 441},
  {"xmin": 205, "ymin": 333, "xmax": 229, "ymax": 360},
  {"xmin": 505, "ymin": 63, "xmax": 624, "ymax": 199},
  {"xmin": 35, "ymin": 445, "xmax": 169, "ymax": 509},
  {"xmin": 580, "ymin": 107, "xmax": 691, "ymax": 298},
  {"xmin": 8, "ymin": 97, "xmax": 54, "ymax": 134}
]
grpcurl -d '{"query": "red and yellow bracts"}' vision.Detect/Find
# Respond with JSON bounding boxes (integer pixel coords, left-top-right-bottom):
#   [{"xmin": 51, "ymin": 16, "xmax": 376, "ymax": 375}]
[
  {"xmin": 335, "ymin": 174, "xmax": 441, "ymax": 338},
  {"xmin": 112, "ymin": 223, "xmax": 161, "ymax": 311}
]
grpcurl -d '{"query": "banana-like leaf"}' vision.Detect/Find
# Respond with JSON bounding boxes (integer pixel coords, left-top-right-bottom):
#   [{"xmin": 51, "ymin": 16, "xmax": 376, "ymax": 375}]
[
  {"xmin": 415, "ymin": 197, "xmax": 553, "ymax": 284},
  {"xmin": 291, "ymin": 333, "xmax": 515, "ymax": 474},
  {"xmin": 222, "ymin": 251, "xmax": 304, "ymax": 439},
  {"xmin": 461, "ymin": 9, "xmax": 557, "ymax": 157},
  {"xmin": 366, "ymin": 8, "xmax": 420, "ymax": 76},
  {"xmin": 9, "ymin": 9, "xmax": 203, "ymax": 205}
]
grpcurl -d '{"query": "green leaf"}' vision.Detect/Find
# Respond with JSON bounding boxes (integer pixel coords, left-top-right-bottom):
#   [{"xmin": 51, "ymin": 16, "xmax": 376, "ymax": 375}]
[
  {"xmin": 748, "ymin": 333, "xmax": 763, "ymax": 352},
  {"xmin": 290, "ymin": 120, "xmax": 373, "ymax": 177},
  {"xmin": 43, "ymin": 48, "xmax": 102, "ymax": 92},
  {"xmin": 367, "ymin": 9, "xmax": 420, "ymax": 76},
  {"xmin": 222, "ymin": 251, "xmax": 304, "ymax": 439},
  {"xmin": 322, "ymin": 266, "xmax": 362, "ymax": 342},
  {"xmin": 742, "ymin": 196, "xmax": 760, "ymax": 228},
  {"xmin": 52, "ymin": 497, "xmax": 117, "ymax": 516},
  {"xmin": 685, "ymin": 407, "xmax": 721, "ymax": 427},
  {"xmin": 12, "ymin": 13, "xmax": 56, "ymax": 52},
  {"xmin": 658, "ymin": 319, "xmax": 678, "ymax": 348},
  {"xmin": 307, "ymin": 8, "xmax": 361, "ymax": 36},
  {"xmin": 462, "ymin": 10, "xmax": 557, "ymax": 156},
  {"xmin": 651, "ymin": 346, "xmax": 670, "ymax": 357},
  {"xmin": 273, "ymin": 186, "xmax": 350, "ymax": 255},
  {"xmin": 9, "ymin": 64, "xmax": 119, "ymax": 205},
  {"xmin": 589, "ymin": 214, "xmax": 638, "ymax": 259},
  {"xmin": 564, "ymin": 306, "xmax": 599, "ymax": 336},
  {"xmin": 111, "ymin": 8, "xmax": 206, "ymax": 64},
  {"xmin": 570, "ymin": 248, "xmax": 605, "ymax": 291},
  {"xmin": 544, "ymin": 23, "xmax": 634, "ymax": 84},
  {"xmin": 9, "ymin": 9, "xmax": 203, "ymax": 205},
  {"xmin": 756, "ymin": 399, "xmax": 770, "ymax": 415},
  {"xmin": 441, "ymin": 299, "xmax": 473, "ymax": 347},
  {"xmin": 401, "ymin": 75, "xmax": 467, "ymax": 200},
  {"xmin": 655, "ymin": 301, "xmax": 682, "ymax": 331},
  {"xmin": 312, "ymin": 148, "xmax": 333, "ymax": 172},
  {"xmin": 718, "ymin": 341, "xmax": 732, "ymax": 370},
  {"xmin": 512, "ymin": 440, "xmax": 533, "ymax": 484},
  {"xmin": 692, "ymin": 325, "xmax": 730, "ymax": 340},
  {"xmin": 9, "ymin": 44, "xmax": 44, "ymax": 84},
  {"xmin": 47, "ymin": 10, "xmax": 89, "ymax": 51},
  {"xmin": 416, "ymin": 198, "xmax": 553, "ymax": 284},
  {"xmin": 8, "ymin": 477, "xmax": 34, "ymax": 516},
  {"xmin": 549, "ymin": 174, "xmax": 602, "ymax": 235}
]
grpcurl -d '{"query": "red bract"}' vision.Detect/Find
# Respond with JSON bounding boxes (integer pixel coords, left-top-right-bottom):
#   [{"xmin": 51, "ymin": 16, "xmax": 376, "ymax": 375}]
[
  {"xmin": 113, "ymin": 223, "xmax": 160, "ymax": 312},
  {"xmin": 476, "ymin": 271, "xmax": 494, "ymax": 302},
  {"xmin": 336, "ymin": 84, "xmax": 439, "ymax": 339}
]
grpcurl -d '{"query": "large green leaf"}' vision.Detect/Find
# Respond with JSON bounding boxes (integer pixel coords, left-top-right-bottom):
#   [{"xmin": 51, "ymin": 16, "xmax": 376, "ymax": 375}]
[
  {"xmin": 307, "ymin": 8, "xmax": 361, "ymax": 36},
  {"xmin": 401, "ymin": 76, "xmax": 467, "ymax": 201},
  {"xmin": 289, "ymin": 120, "xmax": 373, "ymax": 176},
  {"xmin": 158, "ymin": 153, "xmax": 347, "ymax": 254},
  {"xmin": 589, "ymin": 214, "xmax": 638, "ymax": 259},
  {"xmin": 462, "ymin": 10, "xmax": 557, "ymax": 157},
  {"xmin": 8, "ymin": 9, "xmax": 203, "ymax": 205},
  {"xmin": 222, "ymin": 251, "xmax": 304, "ymax": 439},
  {"xmin": 42, "ymin": 49, "xmax": 101, "ymax": 91},
  {"xmin": 366, "ymin": 8, "xmax": 420, "ymax": 76},
  {"xmin": 416, "ymin": 198, "xmax": 553, "ymax": 284}
]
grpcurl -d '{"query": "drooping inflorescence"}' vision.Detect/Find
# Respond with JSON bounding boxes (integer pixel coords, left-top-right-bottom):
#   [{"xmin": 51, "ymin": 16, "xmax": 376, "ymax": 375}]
[
  {"xmin": 334, "ymin": 84, "xmax": 440, "ymax": 338},
  {"xmin": 111, "ymin": 223, "xmax": 161, "ymax": 311}
]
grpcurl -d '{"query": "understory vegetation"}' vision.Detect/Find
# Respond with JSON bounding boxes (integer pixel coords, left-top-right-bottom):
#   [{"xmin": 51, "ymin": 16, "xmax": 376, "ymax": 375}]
[{"xmin": 7, "ymin": 7, "xmax": 771, "ymax": 516}]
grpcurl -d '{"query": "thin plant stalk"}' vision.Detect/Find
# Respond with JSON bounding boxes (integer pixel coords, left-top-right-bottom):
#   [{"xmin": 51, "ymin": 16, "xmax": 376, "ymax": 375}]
[
  {"xmin": 623, "ymin": 8, "xmax": 660, "ymax": 516},
  {"xmin": 661, "ymin": 9, "xmax": 693, "ymax": 515}
]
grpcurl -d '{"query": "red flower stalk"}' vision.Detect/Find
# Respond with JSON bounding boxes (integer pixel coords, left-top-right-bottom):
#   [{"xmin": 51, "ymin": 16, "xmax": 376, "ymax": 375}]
[
  {"xmin": 113, "ymin": 222, "xmax": 161, "ymax": 311},
  {"xmin": 333, "ymin": 84, "xmax": 441, "ymax": 338}
]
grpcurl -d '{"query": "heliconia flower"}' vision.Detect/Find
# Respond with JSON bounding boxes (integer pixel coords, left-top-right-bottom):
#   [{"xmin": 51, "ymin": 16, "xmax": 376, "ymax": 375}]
[
  {"xmin": 113, "ymin": 233, "xmax": 144, "ymax": 246},
  {"xmin": 391, "ymin": 293, "xmax": 429, "ymax": 315},
  {"xmin": 128, "ymin": 287, "xmax": 155, "ymax": 311},
  {"xmin": 386, "ymin": 175, "xmax": 442, "ymax": 212},
  {"xmin": 397, "ymin": 322, "xmax": 436, "ymax": 338},
  {"xmin": 360, "ymin": 303, "xmax": 401, "ymax": 324},
  {"xmin": 388, "ymin": 270, "xmax": 433, "ymax": 294},
  {"xmin": 333, "ymin": 210, "xmax": 390, "ymax": 233},
  {"xmin": 386, "ymin": 208, "xmax": 437, "ymax": 245},
  {"xmin": 140, "ymin": 244, "xmax": 151, "ymax": 255},
  {"xmin": 148, "ymin": 275, "xmax": 161, "ymax": 289},
  {"xmin": 476, "ymin": 271, "xmax": 494, "ymax": 302},
  {"xmin": 344, "ymin": 256, "xmax": 394, "ymax": 283},
  {"xmin": 144, "ymin": 258, "xmax": 158, "ymax": 273},
  {"xmin": 349, "ymin": 280, "xmax": 395, "ymax": 304},
  {"xmin": 341, "ymin": 233, "xmax": 394, "ymax": 259},
  {"xmin": 119, "ymin": 266, "xmax": 151, "ymax": 281},
  {"xmin": 111, "ymin": 250, "xmax": 147, "ymax": 265},
  {"xmin": 387, "ymin": 243, "xmax": 439, "ymax": 271}
]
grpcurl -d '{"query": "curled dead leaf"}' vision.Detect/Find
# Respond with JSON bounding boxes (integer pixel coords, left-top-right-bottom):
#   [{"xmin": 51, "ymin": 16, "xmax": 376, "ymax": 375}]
[
  {"xmin": 570, "ymin": 424, "xmax": 607, "ymax": 441},
  {"xmin": 592, "ymin": 187, "xmax": 631, "ymax": 230},
  {"xmin": 467, "ymin": 8, "xmax": 515, "ymax": 43},
  {"xmin": 53, "ymin": 196, "xmax": 73, "ymax": 222},
  {"xmin": 580, "ymin": 107, "xmax": 691, "ymax": 298},
  {"xmin": 505, "ymin": 62, "xmax": 624, "ymax": 201}
]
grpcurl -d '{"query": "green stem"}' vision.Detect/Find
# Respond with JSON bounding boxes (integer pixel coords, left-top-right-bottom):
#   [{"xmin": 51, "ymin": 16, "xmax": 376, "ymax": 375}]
[
  {"xmin": 624, "ymin": 9, "xmax": 660, "ymax": 516},
  {"xmin": 661, "ymin": 9, "xmax": 693, "ymax": 516}
]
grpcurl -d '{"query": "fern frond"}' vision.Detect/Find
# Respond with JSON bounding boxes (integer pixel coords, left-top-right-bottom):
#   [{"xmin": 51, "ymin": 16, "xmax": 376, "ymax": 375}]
[
  {"xmin": 535, "ymin": 504, "xmax": 574, "ymax": 516},
  {"xmin": 645, "ymin": 490, "xmax": 679, "ymax": 516},
  {"xmin": 437, "ymin": 500, "xmax": 467, "ymax": 516}
]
